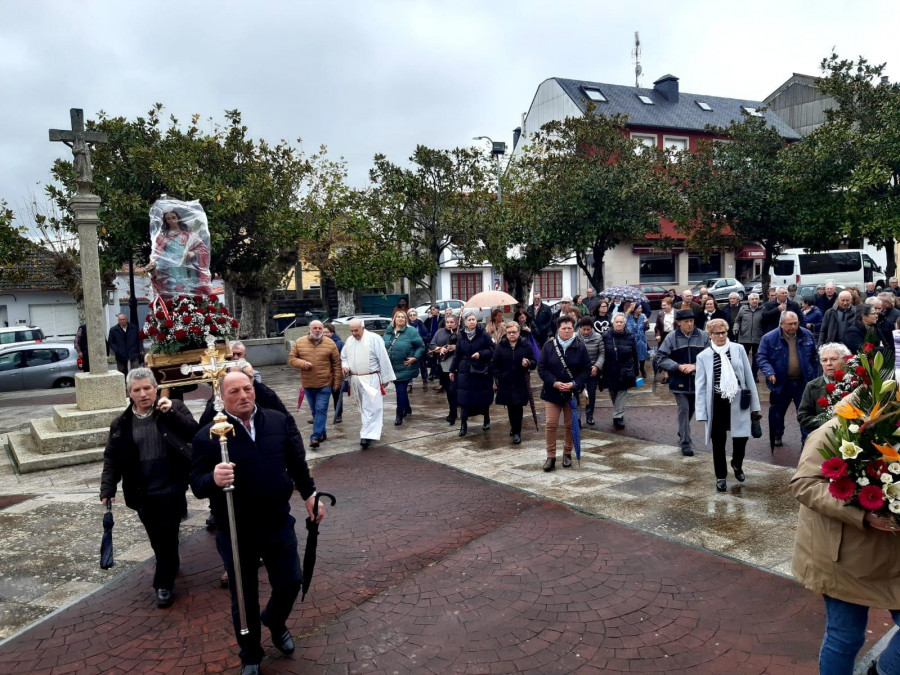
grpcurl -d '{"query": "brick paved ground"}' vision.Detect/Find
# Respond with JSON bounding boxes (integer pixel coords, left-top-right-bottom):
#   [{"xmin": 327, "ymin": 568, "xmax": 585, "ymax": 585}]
[{"xmin": 0, "ymin": 449, "xmax": 843, "ymax": 674}]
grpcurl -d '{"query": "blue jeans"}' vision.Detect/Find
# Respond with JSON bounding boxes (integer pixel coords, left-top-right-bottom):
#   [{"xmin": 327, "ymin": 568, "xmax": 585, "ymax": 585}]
[
  {"xmin": 304, "ymin": 386, "xmax": 331, "ymax": 440},
  {"xmin": 821, "ymin": 595, "xmax": 900, "ymax": 675},
  {"xmin": 395, "ymin": 379, "xmax": 411, "ymax": 415},
  {"xmin": 769, "ymin": 378, "xmax": 806, "ymax": 441}
]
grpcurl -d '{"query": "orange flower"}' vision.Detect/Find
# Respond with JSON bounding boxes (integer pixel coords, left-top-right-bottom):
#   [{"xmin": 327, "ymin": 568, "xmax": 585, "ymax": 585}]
[
  {"xmin": 873, "ymin": 442, "xmax": 900, "ymax": 462},
  {"xmin": 834, "ymin": 399, "xmax": 865, "ymax": 421}
]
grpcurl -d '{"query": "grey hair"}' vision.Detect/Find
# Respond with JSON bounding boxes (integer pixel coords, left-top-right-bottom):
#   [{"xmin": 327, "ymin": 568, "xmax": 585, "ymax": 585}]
[
  {"xmin": 748, "ymin": 293, "xmax": 760, "ymax": 301},
  {"xmin": 230, "ymin": 340, "xmax": 245, "ymax": 351},
  {"xmin": 728, "ymin": 292, "xmax": 741, "ymax": 300},
  {"xmin": 776, "ymin": 286, "xmax": 788, "ymax": 294},
  {"xmin": 779, "ymin": 310, "xmax": 799, "ymax": 324},
  {"xmin": 348, "ymin": 318, "xmax": 364, "ymax": 329},
  {"xmin": 818, "ymin": 342, "xmax": 850, "ymax": 359},
  {"xmin": 126, "ymin": 367, "xmax": 157, "ymax": 390},
  {"xmin": 858, "ymin": 302, "xmax": 879, "ymax": 320},
  {"xmin": 461, "ymin": 308, "xmax": 478, "ymax": 320},
  {"xmin": 864, "ymin": 296, "xmax": 881, "ymax": 307},
  {"xmin": 612, "ymin": 312, "xmax": 627, "ymax": 322},
  {"xmin": 705, "ymin": 318, "xmax": 729, "ymax": 335}
]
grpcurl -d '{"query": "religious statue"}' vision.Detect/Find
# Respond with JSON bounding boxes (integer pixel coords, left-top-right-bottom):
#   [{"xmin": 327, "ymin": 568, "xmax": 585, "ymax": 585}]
[{"xmin": 146, "ymin": 197, "xmax": 212, "ymax": 301}]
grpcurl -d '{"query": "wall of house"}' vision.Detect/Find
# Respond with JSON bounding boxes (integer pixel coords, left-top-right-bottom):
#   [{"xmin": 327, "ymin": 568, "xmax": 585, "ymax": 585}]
[{"xmin": 512, "ymin": 79, "xmax": 583, "ymax": 157}]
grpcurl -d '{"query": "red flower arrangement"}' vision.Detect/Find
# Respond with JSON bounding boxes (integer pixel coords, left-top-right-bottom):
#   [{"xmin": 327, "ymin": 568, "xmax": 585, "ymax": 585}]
[{"xmin": 141, "ymin": 294, "xmax": 237, "ymax": 355}]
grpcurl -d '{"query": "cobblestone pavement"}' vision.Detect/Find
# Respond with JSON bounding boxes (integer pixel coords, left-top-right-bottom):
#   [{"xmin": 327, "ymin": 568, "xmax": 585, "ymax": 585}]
[{"xmin": 0, "ymin": 365, "xmax": 893, "ymax": 672}]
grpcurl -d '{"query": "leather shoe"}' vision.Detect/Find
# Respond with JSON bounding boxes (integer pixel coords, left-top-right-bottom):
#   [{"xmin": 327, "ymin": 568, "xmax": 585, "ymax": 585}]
[
  {"xmin": 458, "ymin": 420, "xmax": 468, "ymax": 437},
  {"xmin": 309, "ymin": 437, "xmax": 320, "ymax": 448},
  {"xmin": 240, "ymin": 665, "xmax": 261, "ymax": 675},
  {"xmin": 333, "ymin": 415, "xmax": 342, "ymax": 424},
  {"xmin": 562, "ymin": 454, "xmax": 572, "ymax": 468},
  {"xmin": 681, "ymin": 446, "xmax": 694, "ymax": 457},
  {"xmin": 360, "ymin": 438, "xmax": 371, "ymax": 449},
  {"xmin": 205, "ymin": 513, "xmax": 216, "ymax": 530},
  {"xmin": 394, "ymin": 414, "xmax": 403, "ymax": 426},
  {"xmin": 261, "ymin": 612, "xmax": 295, "ymax": 655},
  {"xmin": 613, "ymin": 418, "xmax": 625, "ymax": 430},
  {"xmin": 716, "ymin": 479, "xmax": 727, "ymax": 493},
  {"xmin": 542, "ymin": 457, "xmax": 556, "ymax": 472},
  {"xmin": 446, "ymin": 415, "xmax": 456, "ymax": 425},
  {"xmin": 482, "ymin": 421, "xmax": 491, "ymax": 431},
  {"xmin": 512, "ymin": 434, "xmax": 521, "ymax": 445},
  {"xmin": 732, "ymin": 463, "xmax": 745, "ymax": 482},
  {"xmin": 156, "ymin": 588, "xmax": 174, "ymax": 608},
  {"xmin": 320, "ymin": 432, "xmax": 327, "ymax": 441},
  {"xmin": 774, "ymin": 436, "xmax": 784, "ymax": 447},
  {"xmin": 586, "ymin": 416, "xmax": 595, "ymax": 426}
]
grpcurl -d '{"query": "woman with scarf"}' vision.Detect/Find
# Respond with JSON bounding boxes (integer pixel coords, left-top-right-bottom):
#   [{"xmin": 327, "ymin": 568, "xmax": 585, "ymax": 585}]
[
  {"xmin": 626, "ymin": 302, "xmax": 650, "ymax": 378},
  {"xmin": 601, "ymin": 314, "xmax": 639, "ymax": 430},
  {"xmin": 490, "ymin": 321, "xmax": 537, "ymax": 445},
  {"xmin": 537, "ymin": 315, "xmax": 590, "ymax": 471},
  {"xmin": 383, "ymin": 311, "xmax": 425, "ymax": 426},
  {"xmin": 695, "ymin": 318, "xmax": 760, "ymax": 493},
  {"xmin": 449, "ymin": 309, "xmax": 494, "ymax": 436},
  {"xmin": 513, "ymin": 308, "xmax": 540, "ymax": 359},
  {"xmin": 429, "ymin": 313, "xmax": 460, "ymax": 424},
  {"xmin": 406, "ymin": 308, "xmax": 431, "ymax": 390}
]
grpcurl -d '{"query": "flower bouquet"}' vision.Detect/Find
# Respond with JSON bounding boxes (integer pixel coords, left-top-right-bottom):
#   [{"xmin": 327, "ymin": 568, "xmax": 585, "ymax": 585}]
[
  {"xmin": 817, "ymin": 338, "xmax": 900, "ymax": 524},
  {"xmin": 141, "ymin": 294, "xmax": 238, "ymax": 355}
]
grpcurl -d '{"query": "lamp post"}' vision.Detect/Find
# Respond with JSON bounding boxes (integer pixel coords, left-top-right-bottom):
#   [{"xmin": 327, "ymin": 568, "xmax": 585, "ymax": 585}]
[{"xmin": 472, "ymin": 136, "xmax": 506, "ymax": 203}]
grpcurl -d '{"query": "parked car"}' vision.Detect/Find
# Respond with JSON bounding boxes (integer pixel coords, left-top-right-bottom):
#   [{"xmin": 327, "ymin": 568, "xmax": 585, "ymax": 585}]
[
  {"xmin": 629, "ymin": 285, "xmax": 669, "ymax": 310},
  {"xmin": 331, "ymin": 315, "xmax": 394, "ymax": 331},
  {"xmin": 691, "ymin": 277, "xmax": 745, "ymax": 302},
  {"xmin": 0, "ymin": 325, "xmax": 45, "ymax": 349},
  {"xmin": 413, "ymin": 299, "xmax": 487, "ymax": 321},
  {"xmin": 0, "ymin": 342, "xmax": 78, "ymax": 391}
]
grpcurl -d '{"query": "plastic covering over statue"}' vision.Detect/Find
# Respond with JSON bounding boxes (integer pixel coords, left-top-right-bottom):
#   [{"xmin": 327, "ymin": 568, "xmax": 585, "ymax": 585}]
[{"xmin": 147, "ymin": 197, "xmax": 212, "ymax": 301}]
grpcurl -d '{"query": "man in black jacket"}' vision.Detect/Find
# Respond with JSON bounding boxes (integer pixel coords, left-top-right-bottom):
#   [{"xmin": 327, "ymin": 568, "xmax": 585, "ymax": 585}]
[
  {"xmin": 99, "ymin": 367, "xmax": 198, "ymax": 608},
  {"xmin": 761, "ymin": 287, "xmax": 801, "ymax": 335},
  {"xmin": 107, "ymin": 313, "xmax": 144, "ymax": 375},
  {"xmin": 527, "ymin": 293, "xmax": 554, "ymax": 346},
  {"xmin": 191, "ymin": 371, "xmax": 325, "ymax": 675}
]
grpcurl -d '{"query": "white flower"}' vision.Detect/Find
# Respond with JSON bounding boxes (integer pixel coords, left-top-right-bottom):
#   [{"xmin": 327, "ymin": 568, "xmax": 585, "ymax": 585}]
[
  {"xmin": 840, "ymin": 440, "xmax": 863, "ymax": 460},
  {"xmin": 858, "ymin": 476, "xmax": 871, "ymax": 486},
  {"xmin": 849, "ymin": 424, "xmax": 860, "ymax": 434},
  {"xmin": 890, "ymin": 502, "xmax": 900, "ymax": 514},
  {"xmin": 882, "ymin": 473, "xmax": 894, "ymax": 484},
  {"xmin": 890, "ymin": 463, "xmax": 900, "ymax": 475},
  {"xmin": 886, "ymin": 483, "xmax": 900, "ymax": 499}
]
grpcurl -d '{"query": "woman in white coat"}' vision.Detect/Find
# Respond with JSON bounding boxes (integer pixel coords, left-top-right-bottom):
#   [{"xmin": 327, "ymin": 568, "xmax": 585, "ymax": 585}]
[{"xmin": 695, "ymin": 318, "xmax": 761, "ymax": 493}]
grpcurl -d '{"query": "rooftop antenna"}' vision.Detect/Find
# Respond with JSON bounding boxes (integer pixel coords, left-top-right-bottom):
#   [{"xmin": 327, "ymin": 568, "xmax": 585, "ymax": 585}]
[{"xmin": 632, "ymin": 31, "xmax": 642, "ymax": 88}]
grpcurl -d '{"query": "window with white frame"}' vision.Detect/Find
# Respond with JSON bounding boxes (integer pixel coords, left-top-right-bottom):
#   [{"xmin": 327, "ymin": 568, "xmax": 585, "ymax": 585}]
[
  {"xmin": 582, "ymin": 87, "xmax": 607, "ymax": 103},
  {"xmin": 742, "ymin": 106, "xmax": 764, "ymax": 117},
  {"xmin": 631, "ymin": 133, "xmax": 657, "ymax": 155},
  {"xmin": 663, "ymin": 136, "xmax": 689, "ymax": 157}
]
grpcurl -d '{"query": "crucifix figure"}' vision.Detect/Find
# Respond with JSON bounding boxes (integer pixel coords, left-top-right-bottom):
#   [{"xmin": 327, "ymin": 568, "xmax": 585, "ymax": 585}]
[{"xmin": 48, "ymin": 109, "xmax": 108, "ymax": 193}]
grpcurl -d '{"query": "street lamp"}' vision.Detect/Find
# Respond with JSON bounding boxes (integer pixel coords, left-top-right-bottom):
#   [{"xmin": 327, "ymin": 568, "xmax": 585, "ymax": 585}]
[{"xmin": 472, "ymin": 136, "xmax": 506, "ymax": 203}]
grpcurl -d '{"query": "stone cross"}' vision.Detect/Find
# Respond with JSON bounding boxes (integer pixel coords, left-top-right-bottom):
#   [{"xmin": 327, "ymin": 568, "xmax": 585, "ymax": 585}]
[
  {"xmin": 48, "ymin": 108, "xmax": 122, "ymax": 409},
  {"xmin": 48, "ymin": 109, "xmax": 108, "ymax": 193}
]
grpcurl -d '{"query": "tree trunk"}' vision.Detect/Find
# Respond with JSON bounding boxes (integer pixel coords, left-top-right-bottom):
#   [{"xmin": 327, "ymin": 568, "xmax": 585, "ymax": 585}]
[
  {"xmin": 576, "ymin": 248, "xmax": 605, "ymax": 294},
  {"xmin": 337, "ymin": 288, "xmax": 355, "ymax": 316},
  {"xmin": 237, "ymin": 294, "xmax": 269, "ymax": 339},
  {"xmin": 884, "ymin": 238, "xmax": 896, "ymax": 279},
  {"xmin": 502, "ymin": 270, "xmax": 534, "ymax": 306}
]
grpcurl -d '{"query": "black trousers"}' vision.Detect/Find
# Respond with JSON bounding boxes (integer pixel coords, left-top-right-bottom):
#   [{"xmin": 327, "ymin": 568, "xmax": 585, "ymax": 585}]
[
  {"xmin": 439, "ymin": 370, "xmax": 457, "ymax": 419},
  {"xmin": 137, "ymin": 492, "xmax": 186, "ymax": 591},
  {"xmin": 506, "ymin": 404, "xmax": 524, "ymax": 435},
  {"xmin": 710, "ymin": 394, "xmax": 747, "ymax": 479},
  {"xmin": 584, "ymin": 375, "xmax": 598, "ymax": 417},
  {"xmin": 216, "ymin": 519, "xmax": 303, "ymax": 666}
]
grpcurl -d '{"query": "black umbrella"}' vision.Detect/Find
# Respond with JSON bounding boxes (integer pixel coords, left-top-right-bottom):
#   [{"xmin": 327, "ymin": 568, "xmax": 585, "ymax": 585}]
[
  {"xmin": 301, "ymin": 491, "xmax": 336, "ymax": 601},
  {"xmin": 526, "ymin": 374, "xmax": 540, "ymax": 431},
  {"xmin": 100, "ymin": 502, "xmax": 115, "ymax": 570}
]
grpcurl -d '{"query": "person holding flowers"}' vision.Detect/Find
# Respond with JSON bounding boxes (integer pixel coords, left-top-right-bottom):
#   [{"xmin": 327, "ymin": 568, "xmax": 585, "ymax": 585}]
[
  {"xmin": 797, "ymin": 343, "xmax": 852, "ymax": 435},
  {"xmin": 791, "ymin": 346, "xmax": 900, "ymax": 675}
]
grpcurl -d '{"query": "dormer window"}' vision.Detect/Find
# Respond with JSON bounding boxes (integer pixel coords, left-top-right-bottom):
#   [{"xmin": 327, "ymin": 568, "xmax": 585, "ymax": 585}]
[
  {"xmin": 695, "ymin": 101, "xmax": 712, "ymax": 111},
  {"xmin": 742, "ymin": 106, "xmax": 764, "ymax": 117},
  {"xmin": 583, "ymin": 87, "xmax": 607, "ymax": 103},
  {"xmin": 637, "ymin": 95, "xmax": 654, "ymax": 105}
]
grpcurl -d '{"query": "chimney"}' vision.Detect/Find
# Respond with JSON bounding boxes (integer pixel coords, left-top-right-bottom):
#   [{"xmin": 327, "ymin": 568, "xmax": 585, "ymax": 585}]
[
  {"xmin": 512, "ymin": 127, "xmax": 522, "ymax": 150},
  {"xmin": 653, "ymin": 74, "xmax": 679, "ymax": 103}
]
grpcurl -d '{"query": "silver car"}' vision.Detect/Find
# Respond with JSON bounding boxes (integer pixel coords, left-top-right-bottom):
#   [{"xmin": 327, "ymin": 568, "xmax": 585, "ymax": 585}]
[
  {"xmin": 691, "ymin": 277, "xmax": 745, "ymax": 302},
  {"xmin": 0, "ymin": 342, "xmax": 79, "ymax": 391}
]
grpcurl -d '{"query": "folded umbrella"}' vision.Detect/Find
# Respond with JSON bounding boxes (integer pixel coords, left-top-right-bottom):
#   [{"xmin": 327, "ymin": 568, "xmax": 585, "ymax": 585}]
[
  {"xmin": 302, "ymin": 491, "xmax": 336, "ymax": 601},
  {"xmin": 526, "ymin": 375, "xmax": 540, "ymax": 431},
  {"xmin": 568, "ymin": 396, "xmax": 582, "ymax": 466},
  {"xmin": 100, "ymin": 502, "xmax": 115, "ymax": 570}
]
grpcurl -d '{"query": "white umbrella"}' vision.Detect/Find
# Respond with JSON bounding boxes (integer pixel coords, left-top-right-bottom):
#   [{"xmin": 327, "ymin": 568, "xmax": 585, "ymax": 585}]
[{"xmin": 464, "ymin": 290, "xmax": 519, "ymax": 307}]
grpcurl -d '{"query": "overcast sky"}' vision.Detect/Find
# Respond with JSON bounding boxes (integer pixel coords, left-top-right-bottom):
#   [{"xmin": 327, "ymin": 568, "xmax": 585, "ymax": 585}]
[{"xmin": 1, "ymin": 0, "xmax": 897, "ymax": 221}]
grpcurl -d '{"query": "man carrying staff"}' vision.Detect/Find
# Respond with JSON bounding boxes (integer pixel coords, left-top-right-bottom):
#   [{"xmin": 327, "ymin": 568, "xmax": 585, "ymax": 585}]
[
  {"xmin": 191, "ymin": 371, "xmax": 325, "ymax": 675},
  {"xmin": 100, "ymin": 367, "xmax": 198, "ymax": 608},
  {"xmin": 340, "ymin": 318, "xmax": 396, "ymax": 448}
]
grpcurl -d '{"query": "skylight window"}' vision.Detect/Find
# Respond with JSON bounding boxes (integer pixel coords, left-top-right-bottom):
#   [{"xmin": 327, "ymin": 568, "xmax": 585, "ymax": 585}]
[
  {"xmin": 695, "ymin": 101, "xmax": 712, "ymax": 111},
  {"xmin": 583, "ymin": 87, "xmax": 607, "ymax": 103},
  {"xmin": 637, "ymin": 95, "xmax": 654, "ymax": 105},
  {"xmin": 742, "ymin": 106, "xmax": 764, "ymax": 117}
]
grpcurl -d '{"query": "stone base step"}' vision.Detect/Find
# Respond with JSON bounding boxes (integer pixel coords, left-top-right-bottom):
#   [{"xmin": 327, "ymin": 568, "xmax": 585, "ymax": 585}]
[
  {"xmin": 8, "ymin": 431, "xmax": 104, "ymax": 473},
  {"xmin": 52, "ymin": 403, "xmax": 121, "ymax": 433},
  {"xmin": 29, "ymin": 418, "xmax": 108, "ymax": 455}
]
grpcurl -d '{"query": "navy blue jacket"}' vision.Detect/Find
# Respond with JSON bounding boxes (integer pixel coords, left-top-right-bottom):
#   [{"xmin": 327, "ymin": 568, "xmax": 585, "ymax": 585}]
[
  {"xmin": 107, "ymin": 323, "xmax": 143, "ymax": 361},
  {"xmin": 655, "ymin": 328, "xmax": 710, "ymax": 395},
  {"xmin": 755, "ymin": 327, "xmax": 818, "ymax": 394},
  {"xmin": 537, "ymin": 336, "xmax": 590, "ymax": 404},
  {"xmin": 801, "ymin": 306, "xmax": 824, "ymax": 336}
]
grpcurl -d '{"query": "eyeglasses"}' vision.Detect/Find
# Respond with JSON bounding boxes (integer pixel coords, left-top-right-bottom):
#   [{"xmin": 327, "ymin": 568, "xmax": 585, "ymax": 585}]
[{"xmin": 710, "ymin": 331, "xmax": 728, "ymax": 336}]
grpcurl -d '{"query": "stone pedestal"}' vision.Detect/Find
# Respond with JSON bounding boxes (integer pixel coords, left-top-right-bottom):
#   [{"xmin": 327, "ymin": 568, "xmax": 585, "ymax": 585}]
[{"xmin": 75, "ymin": 370, "xmax": 126, "ymax": 411}]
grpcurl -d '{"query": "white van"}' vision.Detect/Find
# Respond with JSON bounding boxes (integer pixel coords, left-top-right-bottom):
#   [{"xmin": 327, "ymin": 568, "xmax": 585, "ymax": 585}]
[{"xmin": 770, "ymin": 249, "xmax": 886, "ymax": 290}]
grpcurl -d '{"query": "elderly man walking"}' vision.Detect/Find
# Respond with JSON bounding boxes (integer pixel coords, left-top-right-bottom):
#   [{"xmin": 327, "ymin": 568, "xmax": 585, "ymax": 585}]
[
  {"xmin": 756, "ymin": 311, "xmax": 818, "ymax": 447},
  {"xmin": 341, "ymin": 318, "xmax": 396, "ymax": 448},
  {"xmin": 655, "ymin": 309, "xmax": 710, "ymax": 456},
  {"xmin": 100, "ymin": 367, "xmax": 198, "ymax": 608},
  {"xmin": 761, "ymin": 286, "xmax": 802, "ymax": 335},
  {"xmin": 818, "ymin": 290, "xmax": 855, "ymax": 346},
  {"xmin": 107, "ymin": 313, "xmax": 144, "ymax": 374},
  {"xmin": 288, "ymin": 320, "xmax": 342, "ymax": 449}
]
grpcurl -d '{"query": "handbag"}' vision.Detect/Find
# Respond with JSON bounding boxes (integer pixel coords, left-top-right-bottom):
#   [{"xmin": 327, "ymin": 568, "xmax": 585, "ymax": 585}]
[{"xmin": 740, "ymin": 388, "xmax": 752, "ymax": 410}]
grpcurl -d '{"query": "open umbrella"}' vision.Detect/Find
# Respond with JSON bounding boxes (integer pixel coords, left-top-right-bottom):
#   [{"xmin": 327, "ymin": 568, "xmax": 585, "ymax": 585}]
[
  {"xmin": 301, "ymin": 491, "xmax": 337, "ymax": 601},
  {"xmin": 100, "ymin": 502, "xmax": 115, "ymax": 570},
  {"xmin": 465, "ymin": 290, "xmax": 519, "ymax": 308},
  {"xmin": 568, "ymin": 396, "xmax": 582, "ymax": 466},
  {"xmin": 600, "ymin": 285, "xmax": 642, "ymax": 303}
]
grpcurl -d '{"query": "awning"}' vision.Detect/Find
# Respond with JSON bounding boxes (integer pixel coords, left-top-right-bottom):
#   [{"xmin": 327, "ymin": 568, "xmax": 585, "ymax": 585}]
[{"xmin": 735, "ymin": 244, "xmax": 765, "ymax": 260}]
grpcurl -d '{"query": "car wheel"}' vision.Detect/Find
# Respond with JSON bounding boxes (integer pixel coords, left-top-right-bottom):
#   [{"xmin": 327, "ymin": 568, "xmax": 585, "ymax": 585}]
[
  {"xmin": 54, "ymin": 378, "xmax": 75, "ymax": 389},
  {"xmin": 738, "ymin": 292, "xmax": 745, "ymax": 301}
]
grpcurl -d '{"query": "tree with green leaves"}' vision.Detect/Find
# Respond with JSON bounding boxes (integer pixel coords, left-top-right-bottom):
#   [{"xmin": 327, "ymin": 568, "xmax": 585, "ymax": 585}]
[
  {"xmin": 0, "ymin": 200, "xmax": 27, "ymax": 267},
  {"xmin": 364, "ymin": 145, "xmax": 494, "ymax": 301},
  {"xmin": 523, "ymin": 110, "xmax": 672, "ymax": 292}
]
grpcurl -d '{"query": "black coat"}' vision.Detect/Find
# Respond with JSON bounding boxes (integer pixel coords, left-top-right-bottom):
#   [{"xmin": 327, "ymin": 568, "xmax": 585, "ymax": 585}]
[
  {"xmin": 527, "ymin": 303, "xmax": 554, "ymax": 344},
  {"xmin": 107, "ymin": 323, "xmax": 143, "ymax": 361},
  {"xmin": 537, "ymin": 336, "xmax": 590, "ymax": 404},
  {"xmin": 490, "ymin": 336, "xmax": 536, "ymax": 407},
  {"xmin": 601, "ymin": 329, "xmax": 640, "ymax": 394},
  {"xmin": 761, "ymin": 299, "xmax": 802, "ymax": 334},
  {"xmin": 198, "ymin": 380, "xmax": 298, "ymax": 436},
  {"xmin": 843, "ymin": 321, "xmax": 882, "ymax": 355},
  {"xmin": 696, "ymin": 308, "xmax": 726, "ymax": 331},
  {"xmin": 450, "ymin": 325, "xmax": 495, "ymax": 412},
  {"xmin": 99, "ymin": 400, "xmax": 198, "ymax": 511},
  {"xmin": 191, "ymin": 408, "xmax": 316, "ymax": 534}
]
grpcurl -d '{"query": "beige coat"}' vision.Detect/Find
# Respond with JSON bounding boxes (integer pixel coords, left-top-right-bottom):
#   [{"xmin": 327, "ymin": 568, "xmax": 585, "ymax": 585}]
[
  {"xmin": 791, "ymin": 418, "xmax": 900, "ymax": 609},
  {"xmin": 288, "ymin": 336, "xmax": 342, "ymax": 390}
]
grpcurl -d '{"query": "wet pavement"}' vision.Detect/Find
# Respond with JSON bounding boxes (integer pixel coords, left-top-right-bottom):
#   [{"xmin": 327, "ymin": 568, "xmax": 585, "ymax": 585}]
[{"xmin": 0, "ymin": 365, "xmax": 893, "ymax": 672}]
